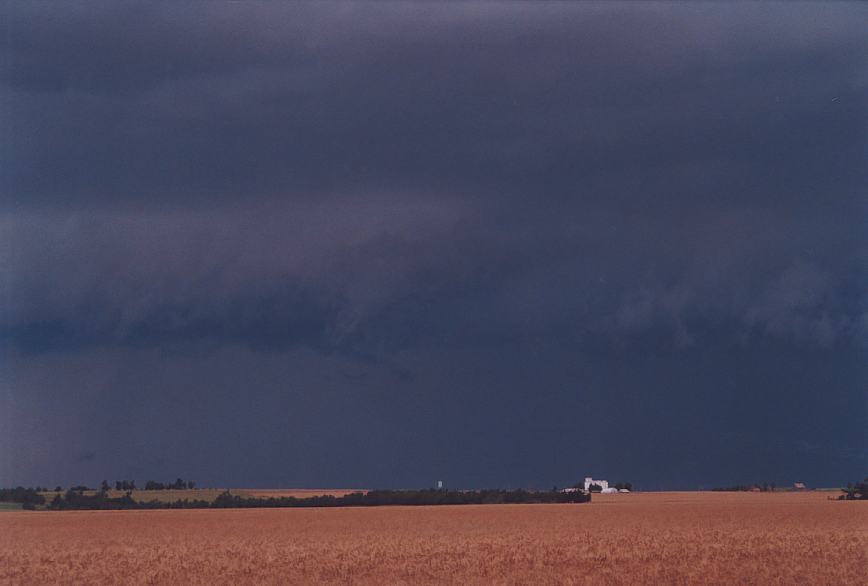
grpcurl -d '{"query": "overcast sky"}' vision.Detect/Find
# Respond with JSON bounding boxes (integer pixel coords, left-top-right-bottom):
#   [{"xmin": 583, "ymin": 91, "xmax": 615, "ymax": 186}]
[{"xmin": 1, "ymin": 2, "xmax": 866, "ymax": 490}]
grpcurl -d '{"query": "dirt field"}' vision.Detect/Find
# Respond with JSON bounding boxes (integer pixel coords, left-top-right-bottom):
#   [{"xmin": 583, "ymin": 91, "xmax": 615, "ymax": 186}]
[{"xmin": 0, "ymin": 491, "xmax": 864, "ymax": 585}]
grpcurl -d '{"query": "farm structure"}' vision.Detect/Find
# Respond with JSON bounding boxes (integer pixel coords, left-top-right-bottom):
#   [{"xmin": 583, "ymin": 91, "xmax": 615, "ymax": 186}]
[{"xmin": 584, "ymin": 477, "xmax": 620, "ymax": 494}]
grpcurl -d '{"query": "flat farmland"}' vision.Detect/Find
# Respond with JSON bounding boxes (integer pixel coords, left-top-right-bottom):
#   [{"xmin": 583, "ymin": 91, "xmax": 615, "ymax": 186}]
[{"xmin": 1, "ymin": 492, "xmax": 864, "ymax": 585}]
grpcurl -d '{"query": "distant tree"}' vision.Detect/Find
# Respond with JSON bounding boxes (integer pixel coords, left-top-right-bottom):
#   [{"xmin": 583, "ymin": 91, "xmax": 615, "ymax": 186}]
[
  {"xmin": 54, "ymin": 486, "xmax": 62, "ymax": 492},
  {"xmin": 100, "ymin": 480, "xmax": 110, "ymax": 493},
  {"xmin": 141, "ymin": 479, "xmax": 194, "ymax": 491},
  {"xmin": 589, "ymin": 484, "xmax": 603, "ymax": 493},
  {"xmin": 0, "ymin": 487, "xmax": 46, "ymax": 506},
  {"xmin": 840, "ymin": 478, "xmax": 868, "ymax": 500}
]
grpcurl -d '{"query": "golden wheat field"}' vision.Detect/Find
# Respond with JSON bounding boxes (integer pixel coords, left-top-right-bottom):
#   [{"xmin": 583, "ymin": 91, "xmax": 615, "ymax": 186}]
[{"xmin": 0, "ymin": 491, "xmax": 864, "ymax": 585}]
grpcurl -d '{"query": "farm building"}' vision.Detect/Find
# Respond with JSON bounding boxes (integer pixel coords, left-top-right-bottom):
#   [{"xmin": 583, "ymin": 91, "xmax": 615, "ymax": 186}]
[
  {"xmin": 561, "ymin": 477, "xmax": 626, "ymax": 494},
  {"xmin": 584, "ymin": 477, "xmax": 608, "ymax": 491}
]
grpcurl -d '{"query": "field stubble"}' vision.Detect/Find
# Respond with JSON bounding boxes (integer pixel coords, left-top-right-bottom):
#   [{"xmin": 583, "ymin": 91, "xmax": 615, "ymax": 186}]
[{"xmin": 1, "ymin": 491, "xmax": 864, "ymax": 585}]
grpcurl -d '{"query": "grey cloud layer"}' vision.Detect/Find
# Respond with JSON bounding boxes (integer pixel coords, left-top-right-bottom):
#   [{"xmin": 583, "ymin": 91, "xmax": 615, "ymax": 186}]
[{"xmin": 2, "ymin": 198, "xmax": 861, "ymax": 355}]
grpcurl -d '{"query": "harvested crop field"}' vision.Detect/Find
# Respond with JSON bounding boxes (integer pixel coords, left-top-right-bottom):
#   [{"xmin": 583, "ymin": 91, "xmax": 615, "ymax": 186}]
[{"xmin": 0, "ymin": 491, "xmax": 864, "ymax": 585}]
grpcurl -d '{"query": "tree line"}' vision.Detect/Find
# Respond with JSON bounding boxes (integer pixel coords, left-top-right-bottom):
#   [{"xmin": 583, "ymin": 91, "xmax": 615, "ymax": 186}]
[
  {"xmin": 0, "ymin": 479, "xmax": 198, "ymax": 493},
  {"xmin": 0, "ymin": 487, "xmax": 46, "ymax": 510},
  {"xmin": 212, "ymin": 488, "xmax": 591, "ymax": 508},
  {"xmin": 42, "ymin": 487, "xmax": 590, "ymax": 510},
  {"xmin": 838, "ymin": 478, "xmax": 867, "ymax": 500},
  {"xmin": 103, "ymin": 479, "xmax": 195, "ymax": 491},
  {"xmin": 143, "ymin": 478, "xmax": 196, "ymax": 490},
  {"xmin": 711, "ymin": 483, "xmax": 778, "ymax": 492}
]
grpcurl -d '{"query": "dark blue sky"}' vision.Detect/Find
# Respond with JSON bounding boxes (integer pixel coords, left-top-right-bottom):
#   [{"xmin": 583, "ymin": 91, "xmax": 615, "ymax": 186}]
[{"xmin": 1, "ymin": 2, "xmax": 865, "ymax": 490}]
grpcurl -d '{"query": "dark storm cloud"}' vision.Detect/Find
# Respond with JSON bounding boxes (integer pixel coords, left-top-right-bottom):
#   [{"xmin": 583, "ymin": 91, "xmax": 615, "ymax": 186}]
[
  {"xmin": 2, "ymin": 3, "xmax": 866, "ymax": 204},
  {"xmin": 1, "ymin": 2, "xmax": 865, "ymax": 488}
]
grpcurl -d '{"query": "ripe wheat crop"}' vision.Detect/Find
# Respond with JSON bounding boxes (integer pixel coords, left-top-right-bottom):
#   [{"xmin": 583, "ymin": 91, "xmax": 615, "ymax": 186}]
[{"xmin": 1, "ymin": 491, "xmax": 864, "ymax": 585}]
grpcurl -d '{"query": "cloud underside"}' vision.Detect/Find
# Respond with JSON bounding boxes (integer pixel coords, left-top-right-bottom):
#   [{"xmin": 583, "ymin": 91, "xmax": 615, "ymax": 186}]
[{"xmin": 1, "ymin": 200, "xmax": 863, "ymax": 356}]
